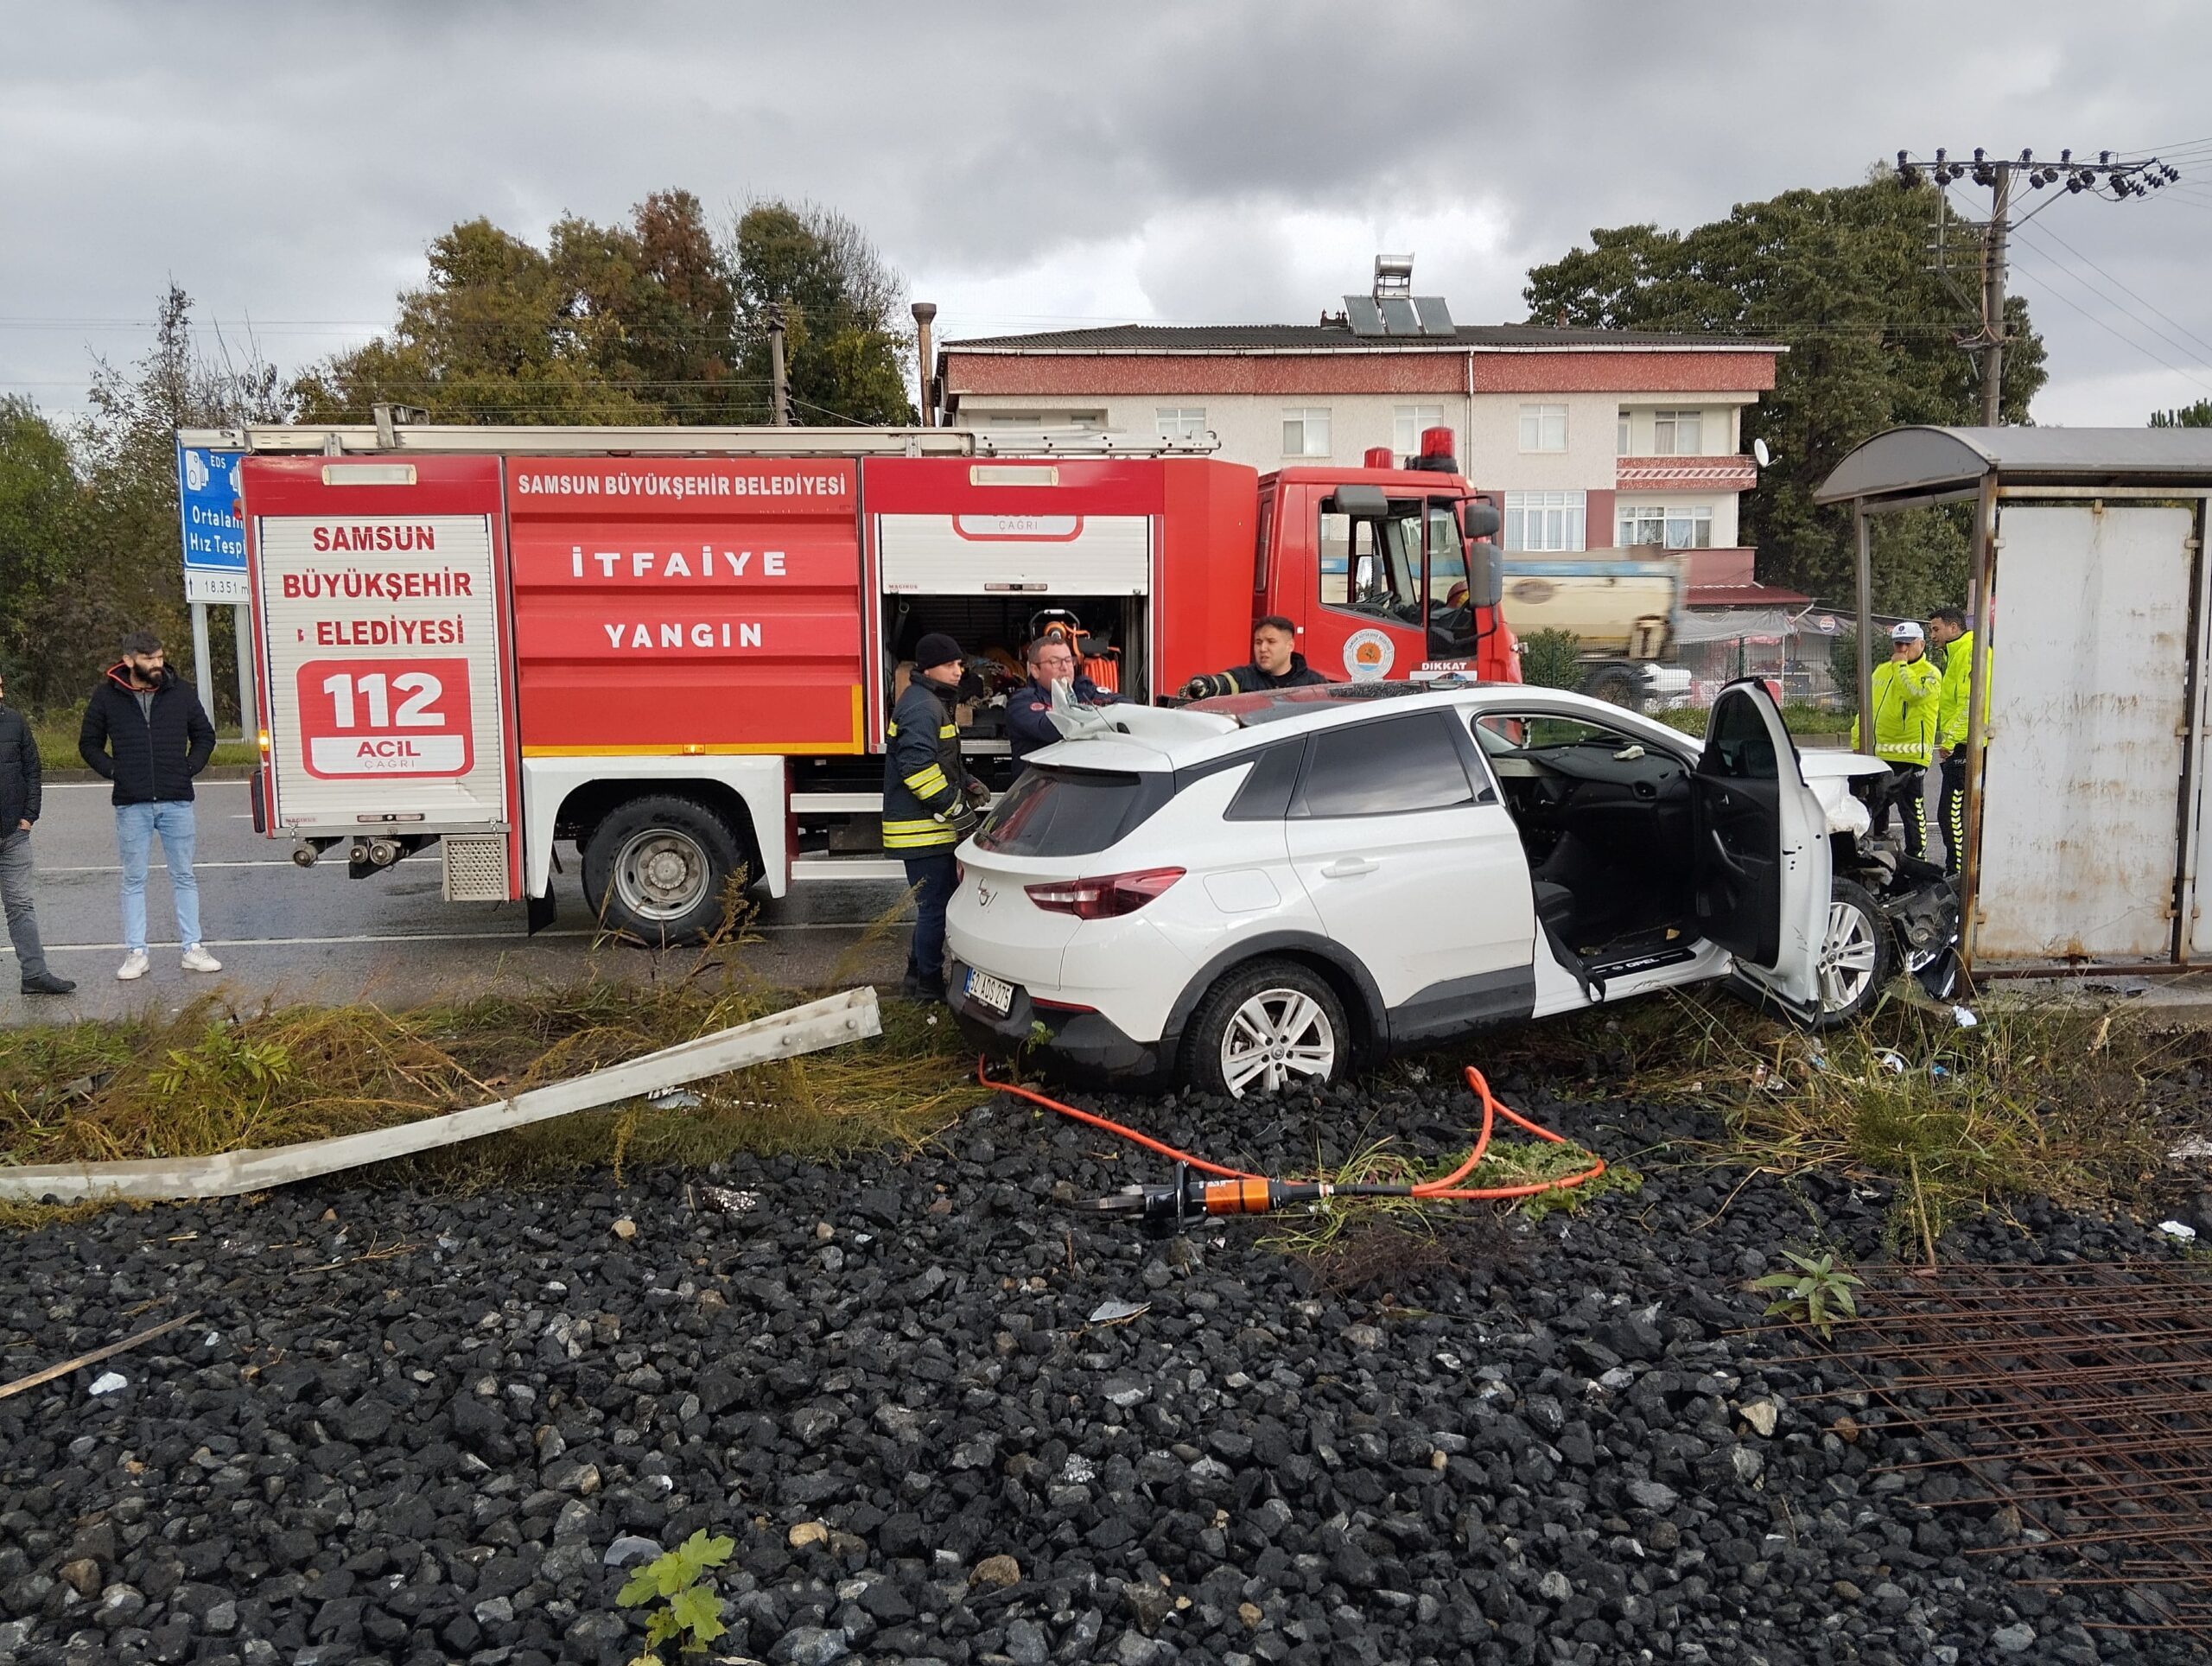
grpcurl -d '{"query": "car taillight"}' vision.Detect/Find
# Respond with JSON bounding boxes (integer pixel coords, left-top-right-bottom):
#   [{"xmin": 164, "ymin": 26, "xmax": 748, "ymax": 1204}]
[{"xmin": 1025, "ymin": 867, "xmax": 1185, "ymax": 920}]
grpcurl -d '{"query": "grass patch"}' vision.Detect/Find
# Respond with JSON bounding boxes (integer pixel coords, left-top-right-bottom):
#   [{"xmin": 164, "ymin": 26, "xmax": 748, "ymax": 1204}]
[
  {"xmin": 28, "ymin": 708, "xmax": 256, "ymax": 771},
  {"xmin": 1406, "ymin": 987, "xmax": 2201, "ymax": 1250},
  {"xmin": 0, "ymin": 958, "xmax": 989, "ymax": 1221}
]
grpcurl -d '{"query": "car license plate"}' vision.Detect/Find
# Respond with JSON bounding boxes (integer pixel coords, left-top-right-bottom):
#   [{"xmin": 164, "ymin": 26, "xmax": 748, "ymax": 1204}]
[{"xmin": 965, "ymin": 968, "xmax": 1014, "ymax": 1015}]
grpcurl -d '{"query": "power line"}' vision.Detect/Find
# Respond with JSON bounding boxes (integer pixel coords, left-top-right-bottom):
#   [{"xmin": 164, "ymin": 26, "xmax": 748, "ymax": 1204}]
[
  {"xmin": 1896, "ymin": 144, "xmax": 2182, "ymax": 423},
  {"xmin": 2004, "ymin": 260, "xmax": 2212, "ymax": 403},
  {"xmin": 2005, "ymin": 224, "xmax": 2212, "ymax": 382},
  {"xmin": 2021, "ymin": 219, "xmax": 2212, "ymax": 364}
]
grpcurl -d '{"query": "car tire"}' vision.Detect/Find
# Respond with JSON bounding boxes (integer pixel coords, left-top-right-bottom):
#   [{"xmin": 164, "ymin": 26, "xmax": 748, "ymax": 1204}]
[
  {"xmin": 1183, "ymin": 958, "xmax": 1349, "ymax": 1099},
  {"xmin": 582, "ymin": 795, "xmax": 750, "ymax": 947},
  {"xmin": 1807, "ymin": 877, "xmax": 1891, "ymax": 1029},
  {"xmin": 1584, "ymin": 665, "xmax": 1646, "ymax": 712}
]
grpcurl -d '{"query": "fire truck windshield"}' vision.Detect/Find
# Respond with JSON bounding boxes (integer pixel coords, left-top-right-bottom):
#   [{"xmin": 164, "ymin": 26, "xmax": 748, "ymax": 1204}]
[{"xmin": 1319, "ymin": 497, "xmax": 1480, "ymax": 658}]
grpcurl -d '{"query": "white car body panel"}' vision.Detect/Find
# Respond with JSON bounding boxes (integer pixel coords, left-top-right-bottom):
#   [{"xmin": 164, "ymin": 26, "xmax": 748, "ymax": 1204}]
[{"xmin": 1284, "ymin": 800, "xmax": 1525, "ymax": 1008}]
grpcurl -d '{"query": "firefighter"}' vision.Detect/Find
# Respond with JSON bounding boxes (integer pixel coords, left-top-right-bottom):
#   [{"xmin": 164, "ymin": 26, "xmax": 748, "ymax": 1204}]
[
  {"xmin": 1179, "ymin": 616, "xmax": 1331, "ymax": 700},
  {"xmin": 1007, "ymin": 635, "xmax": 1124, "ymax": 773},
  {"xmin": 883, "ymin": 633, "xmax": 988, "ymax": 1001},
  {"xmin": 1849, "ymin": 620, "xmax": 1943, "ymax": 861},
  {"xmin": 1928, "ymin": 605, "xmax": 1988, "ymax": 879}
]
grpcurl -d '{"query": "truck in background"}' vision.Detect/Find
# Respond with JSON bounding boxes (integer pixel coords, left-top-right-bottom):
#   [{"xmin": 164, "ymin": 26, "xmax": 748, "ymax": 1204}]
[
  {"xmin": 1497, "ymin": 549, "xmax": 1692, "ymax": 710},
  {"xmin": 202, "ymin": 421, "xmax": 1517, "ymax": 942}
]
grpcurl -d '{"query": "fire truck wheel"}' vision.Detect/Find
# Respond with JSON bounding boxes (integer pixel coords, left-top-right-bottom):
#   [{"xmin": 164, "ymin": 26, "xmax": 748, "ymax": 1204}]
[{"xmin": 582, "ymin": 795, "xmax": 749, "ymax": 946}]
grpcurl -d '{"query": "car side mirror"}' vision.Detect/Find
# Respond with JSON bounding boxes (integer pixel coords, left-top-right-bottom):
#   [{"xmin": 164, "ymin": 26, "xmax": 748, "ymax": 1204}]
[
  {"xmin": 1465, "ymin": 533, "xmax": 1503, "ymax": 611},
  {"xmin": 1460, "ymin": 499, "xmax": 1502, "ymax": 544}
]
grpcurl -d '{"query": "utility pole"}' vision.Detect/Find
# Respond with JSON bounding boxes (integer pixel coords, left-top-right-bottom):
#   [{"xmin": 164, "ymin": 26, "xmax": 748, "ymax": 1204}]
[
  {"xmin": 1979, "ymin": 166, "xmax": 2011, "ymax": 428},
  {"xmin": 767, "ymin": 304, "xmax": 791, "ymax": 427},
  {"xmin": 1888, "ymin": 143, "xmax": 2177, "ymax": 938},
  {"xmin": 1895, "ymin": 146, "xmax": 2178, "ymax": 425}
]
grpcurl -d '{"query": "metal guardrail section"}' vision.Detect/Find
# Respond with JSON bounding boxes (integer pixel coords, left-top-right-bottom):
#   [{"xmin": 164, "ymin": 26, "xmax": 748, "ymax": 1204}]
[{"xmin": 1810, "ymin": 1260, "xmax": 2212, "ymax": 1638}]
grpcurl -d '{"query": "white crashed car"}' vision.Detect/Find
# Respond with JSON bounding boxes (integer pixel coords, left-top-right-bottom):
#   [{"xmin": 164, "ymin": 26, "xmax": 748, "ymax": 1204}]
[{"xmin": 947, "ymin": 680, "xmax": 1958, "ymax": 1097}]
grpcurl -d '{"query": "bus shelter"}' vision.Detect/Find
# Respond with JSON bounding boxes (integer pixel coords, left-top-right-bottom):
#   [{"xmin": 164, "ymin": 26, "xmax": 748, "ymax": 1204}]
[{"xmin": 1817, "ymin": 426, "xmax": 2212, "ymax": 973}]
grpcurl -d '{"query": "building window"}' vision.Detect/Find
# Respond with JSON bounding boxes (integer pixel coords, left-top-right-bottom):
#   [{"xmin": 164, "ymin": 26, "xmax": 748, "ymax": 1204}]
[
  {"xmin": 1518, "ymin": 404, "xmax": 1568, "ymax": 453},
  {"xmin": 1156, "ymin": 407, "xmax": 1206, "ymax": 442},
  {"xmin": 1652, "ymin": 409, "xmax": 1704, "ymax": 456},
  {"xmin": 1503, "ymin": 491, "xmax": 1586, "ymax": 552},
  {"xmin": 1282, "ymin": 408, "xmax": 1332, "ymax": 457},
  {"xmin": 1618, "ymin": 408, "xmax": 1631, "ymax": 456},
  {"xmin": 1393, "ymin": 404, "xmax": 1446, "ymax": 456},
  {"xmin": 1618, "ymin": 502, "xmax": 1714, "ymax": 550}
]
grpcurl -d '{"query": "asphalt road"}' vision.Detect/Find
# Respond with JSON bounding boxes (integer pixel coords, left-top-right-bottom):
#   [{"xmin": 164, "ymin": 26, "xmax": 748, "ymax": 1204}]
[{"xmin": 0, "ymin": 781, "xmax": 916, "ymax": 1024}]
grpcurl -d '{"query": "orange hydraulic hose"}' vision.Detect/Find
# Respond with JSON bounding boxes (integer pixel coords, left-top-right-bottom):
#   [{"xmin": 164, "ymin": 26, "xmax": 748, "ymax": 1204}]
[
  {"xmin": 1413, "ymin": 1065, "xmax": 1608, "ymax": 1201},
  {"xmin": 977, "ymin": 1059, "xmax": 1605, "ymax": 1210}
]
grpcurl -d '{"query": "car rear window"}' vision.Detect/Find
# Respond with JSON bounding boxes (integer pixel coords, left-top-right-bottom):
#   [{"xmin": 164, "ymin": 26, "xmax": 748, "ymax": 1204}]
[{"xmin": 974, "ymin": 766, "xmax": 1173, "ymax": 857}]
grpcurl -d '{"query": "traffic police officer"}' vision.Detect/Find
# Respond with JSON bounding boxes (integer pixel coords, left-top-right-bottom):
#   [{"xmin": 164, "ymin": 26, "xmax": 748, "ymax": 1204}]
[
  {"xmin": 1928, "ymin": 606, "xmax": 1988, "ymax": 878},
  {"xmin": 1850, "ymin": 620, "xmax": 1943, "ymax": 861},
  {"xmin": 883, "ymin": 633, "xmax": 988, "ymax": 1000}
]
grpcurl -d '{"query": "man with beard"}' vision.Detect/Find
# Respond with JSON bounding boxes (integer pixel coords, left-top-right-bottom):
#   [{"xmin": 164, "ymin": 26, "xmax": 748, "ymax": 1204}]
[{"xmin": 79, "ymin": 630, "xmax": 220, "ymax": 980}]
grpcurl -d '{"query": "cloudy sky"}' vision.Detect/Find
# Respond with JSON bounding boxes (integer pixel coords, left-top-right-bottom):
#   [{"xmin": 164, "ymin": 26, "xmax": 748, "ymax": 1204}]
[{"xmin": 7, "ymin": 0, "xmax": 2212, "ymax": 427}]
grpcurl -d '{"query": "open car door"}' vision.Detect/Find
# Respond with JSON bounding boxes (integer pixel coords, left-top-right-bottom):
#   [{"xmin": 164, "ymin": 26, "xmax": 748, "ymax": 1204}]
[{"xmin": 1690, "ymin": 681, "xmax": 1830, "ymax": 1015}]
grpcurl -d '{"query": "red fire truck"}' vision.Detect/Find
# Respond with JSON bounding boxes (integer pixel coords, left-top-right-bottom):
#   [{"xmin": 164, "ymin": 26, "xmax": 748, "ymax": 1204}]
[{"xmin": 194, "ymin": 422, "xmax": 1515, "ymax": 940}]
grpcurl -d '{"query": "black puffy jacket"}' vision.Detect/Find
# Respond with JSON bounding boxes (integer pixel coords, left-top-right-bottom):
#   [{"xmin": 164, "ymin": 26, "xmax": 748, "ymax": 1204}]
[
  {"xmin": 0, "ymin": 705, "xmax": 39, "ymax": 833},
  {"xmin": 1188, "ymin": 652, "xmax": 1331, "ymax": 696},
  {"xmin": 79, "ymin": 664, "xmax": 217, "ymax": 805}
]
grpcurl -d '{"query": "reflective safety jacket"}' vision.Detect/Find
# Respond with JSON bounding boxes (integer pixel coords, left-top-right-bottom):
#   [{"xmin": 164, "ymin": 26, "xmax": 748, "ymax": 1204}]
[
  {"xmin": 881, "ymin": 678, "xmax": 977, "ymax": 852},
  {"xmin": 1851, "ymin": 656, "xmax": 1942, "ymax": 764},
  {"xmin": 1937, "ymin": 630, "xmax": 1991, "ymax": 750}
]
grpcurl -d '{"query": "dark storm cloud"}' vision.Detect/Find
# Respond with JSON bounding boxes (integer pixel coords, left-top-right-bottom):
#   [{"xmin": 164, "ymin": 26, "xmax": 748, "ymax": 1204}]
[{"xmin": 4, "ymin": 0, "xmax": 2210, "ymax": 422}]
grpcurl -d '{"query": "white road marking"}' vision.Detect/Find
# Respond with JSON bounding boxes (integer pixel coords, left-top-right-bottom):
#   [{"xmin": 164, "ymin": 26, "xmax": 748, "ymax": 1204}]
[{"xmin": 43, "ymin": 861, "xmax": 298, "ymax": 874}]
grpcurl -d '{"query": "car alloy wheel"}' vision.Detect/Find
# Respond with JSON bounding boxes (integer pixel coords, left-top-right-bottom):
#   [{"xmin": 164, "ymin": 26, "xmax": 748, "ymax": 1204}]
[
  {"xmin": 1817, "ymin": 893, "xmax": 1881, "ymax": 1014},
  {"xmin": 1220, "ymin": 986, "xmax": 1338, "ymax": 1097}
]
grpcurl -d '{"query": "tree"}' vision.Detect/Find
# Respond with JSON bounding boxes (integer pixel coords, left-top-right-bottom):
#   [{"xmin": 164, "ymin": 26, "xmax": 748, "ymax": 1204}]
[
  {"xmin": 293, "ymin": 214, "xmax": 673, "ymax": 425},
  {"xmin": 6, "ymin": 287, "xmax": 284, "ymax": 715},
  {"xmin": 1523, "ymin": 175, "xmax": 2046, "ymax": 614},
  {"xmin": 0, "ymin": 398, "xmax": 82, "ymax": 690},
  {"xmin": 294, "ymin": 191, "xmax": 914, "ymax": 428},
  {"xmin": 731, "ymin": 200, "xmax": 915, "ymax": 425},
  {"xmin": 2151, "ymin": 400, "xmax": 2212, "ymax": 428}
]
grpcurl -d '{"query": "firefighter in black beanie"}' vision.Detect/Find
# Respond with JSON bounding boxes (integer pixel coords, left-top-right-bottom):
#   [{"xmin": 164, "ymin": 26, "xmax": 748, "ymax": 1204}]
[{"xmin": 882, "ymin": 633, "xmax": 988, "ymax": 999}]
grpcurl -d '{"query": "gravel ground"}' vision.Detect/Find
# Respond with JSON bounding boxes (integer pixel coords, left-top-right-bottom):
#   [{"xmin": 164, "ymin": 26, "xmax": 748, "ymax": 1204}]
[{"xmin": 1, "ymin": 1063, "xmax": 2204, "ymax": 1666}]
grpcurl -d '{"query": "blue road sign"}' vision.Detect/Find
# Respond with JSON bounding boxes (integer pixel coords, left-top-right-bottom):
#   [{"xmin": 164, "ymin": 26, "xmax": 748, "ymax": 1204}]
[{"xmin": 178, "ymin": 442, "xmax": 248, "ymax": 601}]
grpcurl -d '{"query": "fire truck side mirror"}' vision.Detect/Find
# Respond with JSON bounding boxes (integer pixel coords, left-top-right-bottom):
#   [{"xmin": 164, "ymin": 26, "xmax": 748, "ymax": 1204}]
[
  {"xmin": 1460, "ymin": 499, "xmax": 1502, "ymax": 544},
  {"xmin": 1465, "ymin": 532, "xmax": 1504, "ymax": 612}
]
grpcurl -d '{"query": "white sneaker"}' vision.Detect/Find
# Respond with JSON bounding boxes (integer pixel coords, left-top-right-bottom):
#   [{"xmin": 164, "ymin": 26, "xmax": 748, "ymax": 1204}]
[
  {"xmin": 116, "ymin": 951, "xmax": 149, "ymax": 981},
  {"xmin": 181, "ymin": 945, "xmax": 223, "ymax": 974}
]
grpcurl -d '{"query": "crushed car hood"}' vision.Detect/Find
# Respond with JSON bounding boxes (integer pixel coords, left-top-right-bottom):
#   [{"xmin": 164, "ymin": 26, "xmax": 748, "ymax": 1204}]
[{"xmin": 1797, "ymin": 748, "xmax": 1888, "ymax": 836}]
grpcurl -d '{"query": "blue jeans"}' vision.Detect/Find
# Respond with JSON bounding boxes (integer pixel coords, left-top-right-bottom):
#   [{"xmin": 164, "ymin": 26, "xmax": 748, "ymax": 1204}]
[
  {"xmin": 903, "ymin": 850, "xmax": 958, "ymax": 991},
  {"xmin": 117, "ymin": 800, "xmax": 201, "ymax": 952}
]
